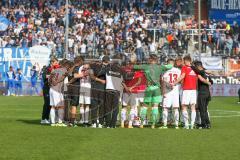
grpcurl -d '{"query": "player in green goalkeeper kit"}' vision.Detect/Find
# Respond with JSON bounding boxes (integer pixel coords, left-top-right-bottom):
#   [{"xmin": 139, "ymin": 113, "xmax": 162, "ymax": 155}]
[{"xmin": 134, "ymin": 54, "xmax": 172, "ymax": 129}]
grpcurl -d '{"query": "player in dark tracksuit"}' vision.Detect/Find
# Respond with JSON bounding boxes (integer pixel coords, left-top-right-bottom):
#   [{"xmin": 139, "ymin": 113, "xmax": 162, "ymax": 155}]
[
  {"xmin": 89, "ymin": 60, "xmax": 107, "ymax": 128},
  {"xmin": 193, "ymin": 61, "xmax": 213, "ymax": 129},
  {"xmin": 68, "ymin": 56, "xmax": 84, "ymax": 127}
]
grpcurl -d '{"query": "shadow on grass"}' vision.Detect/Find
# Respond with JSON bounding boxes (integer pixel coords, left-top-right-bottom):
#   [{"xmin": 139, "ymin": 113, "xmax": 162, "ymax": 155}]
[{"xmin": 17, "ymin": 119, "xmax": 43, "ymax": 126}]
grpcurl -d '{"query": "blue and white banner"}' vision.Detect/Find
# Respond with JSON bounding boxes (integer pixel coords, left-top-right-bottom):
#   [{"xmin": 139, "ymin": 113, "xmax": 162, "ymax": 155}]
[
  {"xmin": 0, "ymin": 15, "xmax": 10, "ymax": 31},
  {"xmin": 210, "ymin": 0, "xmax": 240, "ymax": 24},
  {"xmin": 0, "ymin": 46, "xmax": 51, "ymax": 82}
]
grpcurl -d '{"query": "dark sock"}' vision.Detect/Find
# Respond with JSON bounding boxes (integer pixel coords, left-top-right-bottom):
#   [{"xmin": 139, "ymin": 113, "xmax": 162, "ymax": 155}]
[{"xmin": 71, "ymin": 118, "xmax": 75, "ymax": 124}]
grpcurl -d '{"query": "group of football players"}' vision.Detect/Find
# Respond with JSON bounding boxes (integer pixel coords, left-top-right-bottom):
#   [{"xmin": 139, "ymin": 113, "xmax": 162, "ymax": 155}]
[
  {"xmin": 40, "ymin": 54, "xmax": 213, "ymax": 129},
  {"xmin": 5, "ymin": 65, "xmax": 39, "ymax": 96}
]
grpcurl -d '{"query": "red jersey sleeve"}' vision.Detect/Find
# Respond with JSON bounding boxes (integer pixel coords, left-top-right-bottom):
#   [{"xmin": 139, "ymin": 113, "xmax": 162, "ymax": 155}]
[{"xmin": 181, "ymin": 66, "xmax": 187, "ymax": 75}]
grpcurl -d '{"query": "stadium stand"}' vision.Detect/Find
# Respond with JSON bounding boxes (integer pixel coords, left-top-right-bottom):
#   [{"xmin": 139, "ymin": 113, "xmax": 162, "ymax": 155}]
[{"xmin": 1, "ymin": 0, "xmax": 239, "ymax": 61}]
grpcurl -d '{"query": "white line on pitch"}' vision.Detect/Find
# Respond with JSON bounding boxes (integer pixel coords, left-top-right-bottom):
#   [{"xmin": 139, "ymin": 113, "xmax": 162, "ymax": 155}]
[{"xmin": 211, "ymin": 115, "xmax": 240, "ymax": 118}]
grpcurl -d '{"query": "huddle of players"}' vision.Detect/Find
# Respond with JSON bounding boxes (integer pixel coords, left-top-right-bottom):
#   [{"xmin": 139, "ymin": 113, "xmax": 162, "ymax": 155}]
[
  {"xmin": 42, "ymin": 54, "xmax": 212, "ymax": 129},
  {"xmin": 42, "ymin": 55, "xmax": 125, "ymax": 128},
  {"xmin": 121, "ymin": 54, "xmax": 212, "ymax": 129},
  {"xmin": 5, "ymin": 65, "xmax": 38, "ymax": 96}
]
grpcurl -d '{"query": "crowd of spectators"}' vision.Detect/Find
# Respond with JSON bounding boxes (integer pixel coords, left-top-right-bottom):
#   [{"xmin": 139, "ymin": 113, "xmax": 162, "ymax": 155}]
[{"xmin": 0, "ymin": 0, "xmax": 239, "ymax": 62}]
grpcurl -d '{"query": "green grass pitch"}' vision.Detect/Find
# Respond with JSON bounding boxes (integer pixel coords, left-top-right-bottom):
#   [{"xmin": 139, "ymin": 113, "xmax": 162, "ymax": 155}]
[{"xmin": 0, "ymin": 96, "xmax": 240, "ymax": 160}]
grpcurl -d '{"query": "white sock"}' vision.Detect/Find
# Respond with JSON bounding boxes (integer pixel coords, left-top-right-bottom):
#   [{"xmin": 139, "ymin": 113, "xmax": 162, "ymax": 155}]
[
  {"xmin": 58, "ymin": 108, "xmax": 64, "ymax": 124},
  {"xmin": 134, "ymin": 108, "xmax": 138, "ymax": 117},
  {"xmin": 80, "ymin": 107, "xmax": 84, "ymax": 122},
  {"xmin": 50, "ymin": 108, "xmax": 56, "ymax": 124},
  {"xmin": 163, "ymin": 110, "xmax": 168, "ymax": 126},
  {"xmin": 191, "ymin": 111, "xmax": 196, "ymax": 126},
  {"xmin": 121, "ymin": 108, "xmax": 127, "ymax": 123},
  {"xmin": 84, "ymin": 106, "xmax": 89, "ymax": 123},
  {"xmin": 174, "ymin": 109, "xmax": 179, "ymax": 127},
  {"xmin": 129, "ymin": 108, "xmax": 135, "ymax": 121},
  {"xmin": 182, "ymin": 110, "xmax": 189, "ymax": 127},
  {"xmin": 167, "ymin": 109, "xmax": 172, "ymax": 122}
]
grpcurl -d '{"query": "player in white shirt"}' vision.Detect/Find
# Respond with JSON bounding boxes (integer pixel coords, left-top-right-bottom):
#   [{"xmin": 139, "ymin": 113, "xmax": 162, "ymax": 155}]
[
  {"xmin": 79, "ymin": 63, "xmax": 91, "ymax": 124},
  {"xmin": 161, "ymin": 59, "xmax": 181, "ymax": 129}
]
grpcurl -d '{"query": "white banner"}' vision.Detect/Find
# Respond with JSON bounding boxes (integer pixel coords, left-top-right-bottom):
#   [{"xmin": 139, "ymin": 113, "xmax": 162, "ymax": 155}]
[
  {"xmin": 29, "ymin": 45, "xmax": 51, "ymax": 69},
  {"xmin": 201, "ymin": 57, "xmax": 223, "ymax": 70}
]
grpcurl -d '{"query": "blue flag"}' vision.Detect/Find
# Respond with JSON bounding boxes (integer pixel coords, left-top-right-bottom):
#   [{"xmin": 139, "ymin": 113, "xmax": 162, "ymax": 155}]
[{"xmin": 0, "ymin": 15, "xmax": 10, "ymax": 31}]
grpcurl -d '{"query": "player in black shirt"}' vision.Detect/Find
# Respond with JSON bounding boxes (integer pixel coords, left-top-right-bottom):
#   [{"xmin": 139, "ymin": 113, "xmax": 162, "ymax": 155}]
[
  {"xmin": 68, "ymin": 56, "xmax": 84, "ymax": 127},
  {"xmin": 89, "ymin": 59, "xmax": 108, "ymax": 128},
  {"xmin": 193, "ymin": 61, "xmax": 213, "ymax": 129}
]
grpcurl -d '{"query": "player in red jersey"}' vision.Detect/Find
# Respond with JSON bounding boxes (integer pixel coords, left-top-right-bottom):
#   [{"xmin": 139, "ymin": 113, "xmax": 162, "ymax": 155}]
[
  {"xmin": 173, "ymin": 55, "xmax": 198, "ymax": 129},
  {"xmin": 173, "ymin": 55, "xmax": 211, "ymax": 129},
  {"xmin": 121, "ymin": 59, "xmax": 147, "ymax": 128}
]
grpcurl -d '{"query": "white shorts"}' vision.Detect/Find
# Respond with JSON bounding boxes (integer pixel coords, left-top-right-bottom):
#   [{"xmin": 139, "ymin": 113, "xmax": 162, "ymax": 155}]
[
  {"xmin": 122, "ymin": 92, "xmax": 144, "ymax": 107},
  {"xmin": 179, "ymin": 89, "xmax": 183, "ymax": 103},
  {"xmin": 182, "ymin": 90, "xmax": 197, "ymax": 105},
  {"xmin": 136, "ymin": 92, "xmax": 144, "ymax": 104},
  {"xmin": 79, "ymin": 91, "xmax": 91, "ymax": 105},
  {"xmin": 49, "ymin": 88, "xmax": 64, "ymax": 107},
  {"xmin": 163, "ymin": 90, "xmax": 180, "ymax": 108}
]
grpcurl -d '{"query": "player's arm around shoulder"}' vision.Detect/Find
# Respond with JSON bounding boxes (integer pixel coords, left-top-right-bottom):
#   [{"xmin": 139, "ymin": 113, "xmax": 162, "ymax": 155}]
[
  {"xmin": 173, "ymin": 69, "xmax": 186, "ymax": 86},
  {"xmin": 48, "ymin": 71, "xmax": 57, "ymax": 86},
  {"xmin": 160, "ymin": 64, "xmax": 173, "ymax": 72},
  {"xmin": 133, "ymin": 64, "xmax": 148, "ymax": 70},
  {"xmin": 198, "ymin": 74, "xmax": 212, "ymax": 86},
  {"xmin": 74, "ymin": 66, "xmax": 84, "ymax": 79}
]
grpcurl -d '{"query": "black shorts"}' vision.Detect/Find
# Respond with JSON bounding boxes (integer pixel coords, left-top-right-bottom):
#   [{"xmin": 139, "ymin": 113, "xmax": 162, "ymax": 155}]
[
  {"xmin": 69, "ymin": 95, "xmax": 79, "ymax": 106},
  {"xmin": 68, "ymin": 86, "xmax": 80, "ymax": 106},
  {"xmin": 91, "ymin": 87, "xmax": 105, "ymax": 105}
]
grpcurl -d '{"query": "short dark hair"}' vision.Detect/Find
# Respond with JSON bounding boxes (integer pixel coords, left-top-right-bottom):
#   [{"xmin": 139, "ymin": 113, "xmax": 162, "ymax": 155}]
[
  {"xmin": 59, "ymin": 59, "xmax": 68, "ymax": 66},
  {"xmin": 183, "ymin": 55, "xmax": 192, "ymax": 62},
  {"xmin": 175, "ymin": 56, "xmax": 182, "ymax": 61},
  {"xmin": 102, "ymin": 56, "xmax": 110, "ymax": 63},
  {"xmin": 74, "ymin": 56, "xmax": 84, "ymax": 64},
  {"xmin": 167, "ymin": 58, "xmax": 174, "ymax": 63},
  {"xmin": 194, "ymin": 61, "xmax": 203, "ymax": 67},
  {"xmin": 149, "ymin": 54, "xmax": 158, "ymax": 61},
  {"xmin": 50, "ymin": 57, "xmax": 58, "ymax": 63}
]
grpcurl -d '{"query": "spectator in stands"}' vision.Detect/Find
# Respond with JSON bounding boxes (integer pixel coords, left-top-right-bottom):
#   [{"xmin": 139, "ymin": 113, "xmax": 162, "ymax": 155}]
[
  {"xmin": 201, "ymin": 30, "xmax": 208, "ymax": 52},
  {"xmin": 135, "ymin": 36, "xmax": 144, "ymax": 63},
  {"xmin": 225, "ymin": 35, "xmax": 233, "ymax": 56}
]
